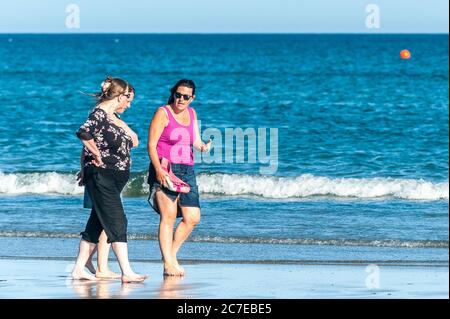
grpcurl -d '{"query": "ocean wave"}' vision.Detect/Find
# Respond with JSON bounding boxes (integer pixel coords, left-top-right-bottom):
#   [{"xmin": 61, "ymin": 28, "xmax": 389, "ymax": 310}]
[
  {"xmin": 197, "ymin": 173, "xmax": 449, "ymax": 200},
  {"xmin": 0, "ymin": 171, "xmax": 83, "ymax": 195},
  {"xmin": 0, "ymin": 171, "xmax": 448, "ymax": 201},
  {"xmin": 0, "ymin": 231, "xmax": 447, "ymax": 248}
]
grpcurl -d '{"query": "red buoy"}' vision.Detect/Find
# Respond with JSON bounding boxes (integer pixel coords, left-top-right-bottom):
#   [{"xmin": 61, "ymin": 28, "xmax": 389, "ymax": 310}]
[{"xmin": 400, "ymin": 49, "xmax": 411, "ymax": 59}]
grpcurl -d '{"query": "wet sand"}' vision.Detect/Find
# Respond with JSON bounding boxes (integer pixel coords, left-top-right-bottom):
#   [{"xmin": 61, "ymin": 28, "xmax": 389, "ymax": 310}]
[{"xmin": 0, "ymin": 258, "xmax": 448, "ymax": 299}]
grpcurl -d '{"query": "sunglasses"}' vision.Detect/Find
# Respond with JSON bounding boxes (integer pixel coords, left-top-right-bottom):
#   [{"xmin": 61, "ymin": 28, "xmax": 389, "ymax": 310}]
[{"xmin": 174, "ymin": 92, "xmax": 192, "ymax": 101}]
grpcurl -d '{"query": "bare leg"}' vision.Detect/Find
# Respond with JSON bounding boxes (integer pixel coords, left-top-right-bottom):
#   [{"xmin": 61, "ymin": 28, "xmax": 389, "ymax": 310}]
[
  {"xmin": 72, "ymin": 240, "xmax": 99, "ymax": 281},
  {"xmin": 156, "ymin": 190, "xmax": 183, "ymax": 276},
  {"xmin": 95, "ymin": 230, "xmax": 121, "ymax": 279},
  {"xmin": 85, "ymin": 245, "xmax": 97, "ymax": 274},
  {"xmin": 111, "ymin": 242, "xmax": 148, "ymax": 283},
  {"xmin": 172, "ymin": 207, "xmax": 201, "ymax": 275}
]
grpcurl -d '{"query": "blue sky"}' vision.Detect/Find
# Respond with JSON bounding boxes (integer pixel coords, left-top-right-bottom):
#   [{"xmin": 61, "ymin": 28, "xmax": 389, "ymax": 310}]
[{"xmin": 0, "ymin": 0, "xmax": 448, "ymax": 33}]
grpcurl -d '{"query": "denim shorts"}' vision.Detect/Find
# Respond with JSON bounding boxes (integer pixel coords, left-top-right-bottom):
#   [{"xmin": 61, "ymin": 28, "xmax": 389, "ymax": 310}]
[{"xmin": 147, "ymin": 163, "xmax": 200, "ymax": 218}]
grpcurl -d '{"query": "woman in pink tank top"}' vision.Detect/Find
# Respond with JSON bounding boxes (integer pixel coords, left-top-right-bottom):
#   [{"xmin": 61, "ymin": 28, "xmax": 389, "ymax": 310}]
[{"xmin": 147, "ymin": 79, "xmax": 211, "ymax": 277}]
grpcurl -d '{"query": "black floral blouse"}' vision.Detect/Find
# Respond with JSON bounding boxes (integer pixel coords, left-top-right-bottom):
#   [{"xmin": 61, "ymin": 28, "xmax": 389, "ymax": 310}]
[{"xmin": 76, "ymin": 108, "xmax": 133, "ymax": 171}]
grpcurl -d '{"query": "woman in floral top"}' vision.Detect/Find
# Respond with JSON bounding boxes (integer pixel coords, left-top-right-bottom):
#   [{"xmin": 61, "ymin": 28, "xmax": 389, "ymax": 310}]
[
  {"xmin": 78, "ymin": 106, "xmax": 133, "ymax": 171},
  {"xmin": 71, "ymin": 76, "xmax": 147, "ymax": 283}
]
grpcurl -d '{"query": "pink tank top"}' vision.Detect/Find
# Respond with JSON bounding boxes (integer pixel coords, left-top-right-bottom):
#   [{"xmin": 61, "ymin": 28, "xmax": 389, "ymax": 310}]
[{"xmin": 156, "ymin": 105, "xmax": 195, "ymax": 165}]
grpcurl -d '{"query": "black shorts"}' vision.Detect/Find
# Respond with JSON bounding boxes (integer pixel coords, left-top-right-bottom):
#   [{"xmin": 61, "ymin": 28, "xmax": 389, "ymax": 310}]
[
  {"xmin": 147, "ymin": 163, "xmax": 200, "ymax": 218},
  {"xmin": 81, "ymin": 166, "xmax": 130, "ymax": 243}
]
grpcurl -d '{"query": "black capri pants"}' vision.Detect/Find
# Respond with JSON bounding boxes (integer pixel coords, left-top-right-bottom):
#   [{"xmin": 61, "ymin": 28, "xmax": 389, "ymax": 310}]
[{"xmin": 81, "ymin": 166, "xmax": 130, "ymax": 244}]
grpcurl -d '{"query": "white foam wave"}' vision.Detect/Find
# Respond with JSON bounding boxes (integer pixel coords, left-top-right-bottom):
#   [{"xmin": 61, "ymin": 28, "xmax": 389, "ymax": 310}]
[
  {"xmin": 0, "ymin": 171, "xmax": 83, "ymax": 195},
  {"xmin": 0, "ymin": 171, "xmax": 448, "ymax": 200},
  {"xmin": 197, "ymin": 173, "xmax": 449, "ymax": 200}
]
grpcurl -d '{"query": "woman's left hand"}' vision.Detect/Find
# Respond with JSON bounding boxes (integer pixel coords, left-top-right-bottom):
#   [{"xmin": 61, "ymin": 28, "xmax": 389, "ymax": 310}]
[{"xmin": 200, "ymin": 139, "xmax": 212, "ymax": 152}]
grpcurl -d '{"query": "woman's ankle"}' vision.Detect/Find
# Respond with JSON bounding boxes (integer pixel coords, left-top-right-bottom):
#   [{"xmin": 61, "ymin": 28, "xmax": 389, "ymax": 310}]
[{"xmin": 96, "ymin": 266, "xmax": 110, "ymax": 273}]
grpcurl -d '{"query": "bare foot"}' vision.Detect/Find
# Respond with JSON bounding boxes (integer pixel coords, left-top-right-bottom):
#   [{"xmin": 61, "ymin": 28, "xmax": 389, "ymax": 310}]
[
  {"xmin": 121, "ymin": 273, "xmax": 149, "ymax": 284},
  {"xmin": 72, "ymin": 268, "xmax": 99, "ymax": 281},
  {"xmin": 85, "ymin": 261, "xmax": 96, "ymax": 275},
  {"xmin": 174, "ymin": 263, "xmax": 185, "ymax": 275},
  {"xmin": 164, "ymin": 264, "xmax": 184, "ymax": 276},
  {"xmin": 172, "ymin": 255, "xmax": 185, "ymax": 275},
  {"xmin": 95, "ymin": 269, "xmax": 121, "ymax": 280}
]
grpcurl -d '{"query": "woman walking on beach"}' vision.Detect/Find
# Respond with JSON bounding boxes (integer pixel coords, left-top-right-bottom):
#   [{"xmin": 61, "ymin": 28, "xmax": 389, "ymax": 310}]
[
  {"xmin": 147, "ymin": 79, "xmax": 211, "ymax": 276},
  {"xmin": 72, "ymin": 76, "xmax": 147, "ymax": 283},
  {"xmin": 77, "ymin": 85, "xmax": 136, "ymax": 280}
]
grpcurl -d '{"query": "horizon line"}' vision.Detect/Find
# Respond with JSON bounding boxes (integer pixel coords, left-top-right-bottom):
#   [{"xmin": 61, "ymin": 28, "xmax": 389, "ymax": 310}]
[{"xmin": 0, "ymin": 32, "xmax": 448, "ymax": 35}]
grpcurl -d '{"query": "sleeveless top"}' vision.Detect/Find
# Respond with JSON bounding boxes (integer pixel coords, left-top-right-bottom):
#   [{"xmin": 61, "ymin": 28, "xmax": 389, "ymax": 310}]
[{"xmin": 156, "ymin": 105, "xmax": 195, "ymax": 166}]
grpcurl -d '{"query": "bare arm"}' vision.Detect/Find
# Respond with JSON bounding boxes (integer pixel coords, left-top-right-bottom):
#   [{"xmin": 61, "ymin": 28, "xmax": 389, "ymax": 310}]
[
  {"xmin": 81, "ymin": 139, "xmax": 99, "ymax": 157},
  {"xmin": 76, "ymin": 110, "xmax": 103, "ymax": 166},
  {"xmin": 192, "ymin": 108, "xmax": 211, "ymax": 152},
  {"xmin": 79, "ymin": 138, "xmax": 103, "ymax": 167},
  {"xmin": 147, "ymin": 108, "xmax": 170, "ymax": 185}
]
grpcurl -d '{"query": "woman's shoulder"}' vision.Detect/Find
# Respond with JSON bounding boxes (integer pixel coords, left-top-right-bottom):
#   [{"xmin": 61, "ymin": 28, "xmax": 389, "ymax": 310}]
[
  {"xmin": 189, "ymin": 106, "xmax": 197, "ymax": 119},
  {"xmin": 90, "ymin": 106, "xmax": 106, "ymax": 115},
  {"xmin": 87, "ymin": 107, "xmax": 106, "ymax": 121},
  {"xmin": 154, "ymin": 105, "xmax": 170, "ymax": 125},
  {"xmin": 157, "ymin": 105, "xmax": 169, "ymax": 117}
]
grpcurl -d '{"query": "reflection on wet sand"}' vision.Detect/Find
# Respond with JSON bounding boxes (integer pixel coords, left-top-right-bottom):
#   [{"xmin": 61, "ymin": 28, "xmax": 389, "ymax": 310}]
[
  {"xmin": 70, "ymin": 279, "xmax": 142, "ymax": 299},
  {"xmin": 120, "ymin": 282, "xmax": 146, "ymax": 298},
  {"xmin": 158, "ymin": 276, "xmax": 190, "ymax": 299},
  {"xmin": 69, "ymin": 273, "xmax": 197, "ymax": 298},
  {"xmin": 71, "ymin": 280, "xmax": 98, "ymax": 298}
]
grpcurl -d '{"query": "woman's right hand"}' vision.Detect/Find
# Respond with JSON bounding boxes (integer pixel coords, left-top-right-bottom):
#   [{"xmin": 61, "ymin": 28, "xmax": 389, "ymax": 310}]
[
  {"xmin": 92, "ymin": 153, "xmax": 104, "ymax": 167},
  {"xmin": 156, "ymin": 167, "xmax": 169, "ymax": 187}
]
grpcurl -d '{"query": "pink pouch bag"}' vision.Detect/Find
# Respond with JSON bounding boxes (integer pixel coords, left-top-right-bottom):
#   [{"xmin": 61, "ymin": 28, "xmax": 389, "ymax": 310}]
[{"xmin": 160, "ymin": 158, "xmax": 191, "ymax": 193}]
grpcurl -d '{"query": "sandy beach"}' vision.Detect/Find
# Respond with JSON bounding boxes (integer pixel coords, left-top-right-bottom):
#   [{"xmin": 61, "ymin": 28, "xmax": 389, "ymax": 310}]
[{"xmin": 0, "ymin": 257, "xmax": 447, "ymax": 299}]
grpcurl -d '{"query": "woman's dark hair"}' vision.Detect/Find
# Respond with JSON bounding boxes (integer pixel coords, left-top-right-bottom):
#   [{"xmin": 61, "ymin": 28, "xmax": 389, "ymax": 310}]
[
  {"xmin": 83, "ymin": 75, "xmax": 132, "ymax": 105},
  {"xmin": 168, "ymin": 79, "xmax": 196, "ymax": 104}
]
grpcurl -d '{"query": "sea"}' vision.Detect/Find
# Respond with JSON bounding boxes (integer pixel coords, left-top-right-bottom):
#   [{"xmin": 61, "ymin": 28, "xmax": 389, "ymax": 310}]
[{"xmin": 0, "ymin": 34, "xmax": 448, "ymax": 266}]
